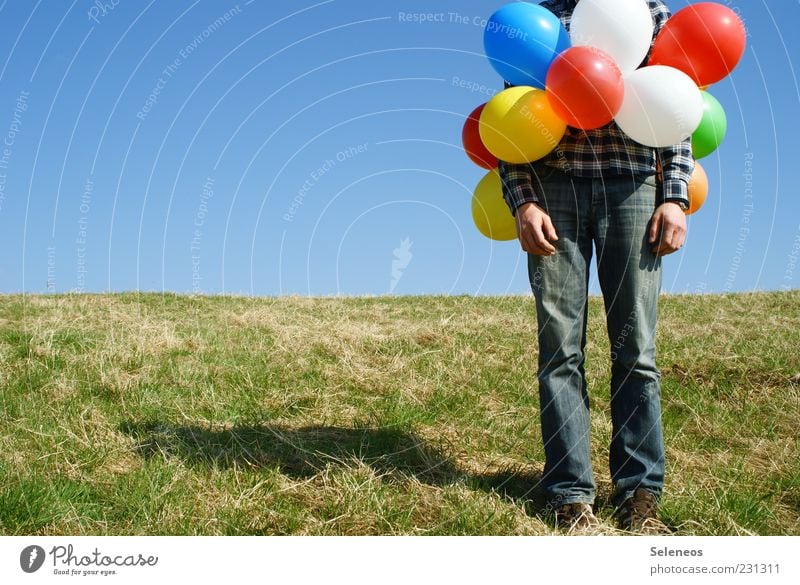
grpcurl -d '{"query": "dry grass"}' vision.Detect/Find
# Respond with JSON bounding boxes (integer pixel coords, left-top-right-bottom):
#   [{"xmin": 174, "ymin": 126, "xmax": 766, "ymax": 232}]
[{"xmin": 0, "ymin": 291, "xmax": 798, "ymax": 535}]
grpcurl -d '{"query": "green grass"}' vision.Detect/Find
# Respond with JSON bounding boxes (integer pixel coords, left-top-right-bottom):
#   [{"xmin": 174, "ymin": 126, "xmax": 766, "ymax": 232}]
[{"xmin": 0, "ymin": 291, "xmax": 798, "ymax": 535}]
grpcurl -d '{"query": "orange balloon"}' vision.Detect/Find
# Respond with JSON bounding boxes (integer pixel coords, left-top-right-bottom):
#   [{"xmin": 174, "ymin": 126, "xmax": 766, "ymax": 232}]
[
  {"xmin": 686, "ymin": 162, "xmax": 708, "ymax": 215},
  {"xmin": 479, "ymin": 86, "xmax": 566, "ymax": 163}
]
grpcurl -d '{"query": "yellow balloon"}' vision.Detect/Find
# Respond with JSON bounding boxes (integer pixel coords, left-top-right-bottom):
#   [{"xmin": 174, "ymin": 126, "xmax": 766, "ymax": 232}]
[
  {"xmin": 472, "ymin": 170, "xmax": 517, "ymax": 242},
  {"xmin": 479, "ymin": 85, "xmax": 566, "ymax": 164}
]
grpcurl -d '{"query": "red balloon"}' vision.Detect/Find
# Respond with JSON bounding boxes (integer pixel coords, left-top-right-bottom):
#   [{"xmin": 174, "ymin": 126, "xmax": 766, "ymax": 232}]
[
  {"xmin": 545, "ymin": 46, "xmax": 624, "ymax": 130},
  {"xmin": 462, "ymin": 104, "xmax": 498, "ymax": 170},
  {"xmin": 649, "ymin": 2, "xmax": 746, "ymax": 87}
]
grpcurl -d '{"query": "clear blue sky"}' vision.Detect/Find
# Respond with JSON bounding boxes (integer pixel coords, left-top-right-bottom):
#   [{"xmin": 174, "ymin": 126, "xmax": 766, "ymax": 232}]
[{"xmin": 0, "ymin": 0, "xmax": 797, "ymax": 296}]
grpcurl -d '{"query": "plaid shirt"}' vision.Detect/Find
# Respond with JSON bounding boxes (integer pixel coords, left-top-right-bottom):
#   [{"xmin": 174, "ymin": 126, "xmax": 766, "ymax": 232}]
[{"xmin": 498, "ymin": 0, "xmax": 695, "ymax": 215}]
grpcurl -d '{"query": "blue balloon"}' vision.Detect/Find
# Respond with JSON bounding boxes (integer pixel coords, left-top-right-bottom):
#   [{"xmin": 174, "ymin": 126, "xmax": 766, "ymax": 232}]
[{"xmin": 483, "ymin": 2, "xmax": 571, "ymax": 88}]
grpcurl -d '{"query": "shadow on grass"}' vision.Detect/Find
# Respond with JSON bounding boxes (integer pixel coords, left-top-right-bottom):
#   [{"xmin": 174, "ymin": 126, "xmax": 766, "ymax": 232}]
[{"xmin": 119, "ymin": 420, "xmax": 551, "ymax": 520}]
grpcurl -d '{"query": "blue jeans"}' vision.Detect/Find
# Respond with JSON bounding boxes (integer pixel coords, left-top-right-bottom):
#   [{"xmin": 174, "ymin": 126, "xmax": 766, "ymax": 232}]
[{"xmin": 528, "ymin": 166, "xmax": 665, "ymax": 509}]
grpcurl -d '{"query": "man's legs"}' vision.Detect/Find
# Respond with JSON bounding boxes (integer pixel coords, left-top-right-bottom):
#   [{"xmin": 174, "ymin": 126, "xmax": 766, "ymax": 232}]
[
  {"xmin": 528, "ymin": 171, "xmax": 595, "ymax": 507},
  {"xmin": 592, "ymin": 174, "xmax": 665, "ymax": 508}
]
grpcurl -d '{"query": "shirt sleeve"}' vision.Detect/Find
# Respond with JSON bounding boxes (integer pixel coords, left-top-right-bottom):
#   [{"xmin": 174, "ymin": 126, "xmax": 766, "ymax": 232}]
[
  {"xmin": 498, "ymin": 159, "xmax": 540, "ymax": 216},
  {"xmin": 656, "ymin": 141, "xmax": 694, "ymax": 206}
]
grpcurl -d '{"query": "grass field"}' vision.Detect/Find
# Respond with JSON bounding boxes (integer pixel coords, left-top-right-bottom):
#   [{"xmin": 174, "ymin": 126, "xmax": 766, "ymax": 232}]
[{"xmin": 1, "ymin": 291, "xmax": 798, "ymax": 535}]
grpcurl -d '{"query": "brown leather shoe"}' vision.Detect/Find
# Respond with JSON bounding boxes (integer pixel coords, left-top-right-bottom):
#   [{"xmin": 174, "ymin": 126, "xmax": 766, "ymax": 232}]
[
  {"xmin": 555, "ymin": 502, "xmax": 599, "ymax": 534},
  {"xmin": 615, "ymin": 488, "xmax": 671, "ymax": 534}
]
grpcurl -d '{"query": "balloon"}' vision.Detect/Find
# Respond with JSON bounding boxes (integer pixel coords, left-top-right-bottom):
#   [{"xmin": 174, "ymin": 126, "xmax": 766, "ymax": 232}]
[
  {"xmin": 692, "ymin": 92, "xmax": 728, "ymax": 159},
  {"xmin": 546, "ymin": 46, "xmax": 624, "ymax": 130},
  {"xmin": 479, "ymin": 85, "xmax": 567, "ymax": 164},
  {"xmin": 649, "ymin": 2, "xmax": 746, "ymax": 86},
  {"xmin": 570, "ymin": 0, "xmax": 654, "ymax": 73},
  {"xmin": 483, "ymin": 2, "xmax": 570, "ymax": 88},
  {"xmin": 462, "ymin": 104, "xmax": 498, "ymax": 170},
  {"xmin": 472, "ymin": 170, "xmax": 517, "ymax": 241},
  {"xmin": 614, "ymin": 66, "xmax": 704, "ymax": 148},
  {"xmin": 686, "ymin": 162, "xmax": 708, "ymax": 215}
]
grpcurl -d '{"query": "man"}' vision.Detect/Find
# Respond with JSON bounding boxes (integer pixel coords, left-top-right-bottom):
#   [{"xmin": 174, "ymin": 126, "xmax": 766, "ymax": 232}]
[{"xmin": 497, "ymin": 0, "xmax": 693, "ymax": 534}]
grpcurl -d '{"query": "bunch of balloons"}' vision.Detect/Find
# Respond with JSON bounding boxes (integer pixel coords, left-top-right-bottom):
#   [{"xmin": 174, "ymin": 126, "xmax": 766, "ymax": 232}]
[{"xmin": 463, "ymin": 0, "xmax": 746, "ymax": 241}]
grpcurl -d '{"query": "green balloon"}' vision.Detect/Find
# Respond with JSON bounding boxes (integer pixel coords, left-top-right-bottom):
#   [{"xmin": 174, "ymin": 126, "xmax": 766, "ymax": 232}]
[{"xmin": 692, "ymin": 92, "xmax": 728, "ymax": 159}]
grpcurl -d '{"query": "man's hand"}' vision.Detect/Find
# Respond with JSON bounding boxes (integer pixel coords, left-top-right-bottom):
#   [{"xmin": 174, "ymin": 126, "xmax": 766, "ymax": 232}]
[
  {"xmin": 648, "ymin": 202, "xmax": 687, "ymax": 257},
  {"xmin": 515, "ymin": 202, "xmax": 558, "ymax": 255}
]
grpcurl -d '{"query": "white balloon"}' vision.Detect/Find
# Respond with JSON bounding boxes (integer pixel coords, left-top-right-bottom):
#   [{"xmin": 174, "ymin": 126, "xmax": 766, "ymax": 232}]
[
  {"xmin": 570, "ymin": 0, "xmax": 654, "ymax": 73},
  {"xmin": 614, "ymin": 66, "xmax": 704, "ymax": 148}
]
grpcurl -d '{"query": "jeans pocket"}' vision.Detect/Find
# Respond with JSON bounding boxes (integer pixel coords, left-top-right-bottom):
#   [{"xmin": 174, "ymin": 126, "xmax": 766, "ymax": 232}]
[{"xmin": 641, "ymin": 174, "xmax": 658, "ymax": 189}]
